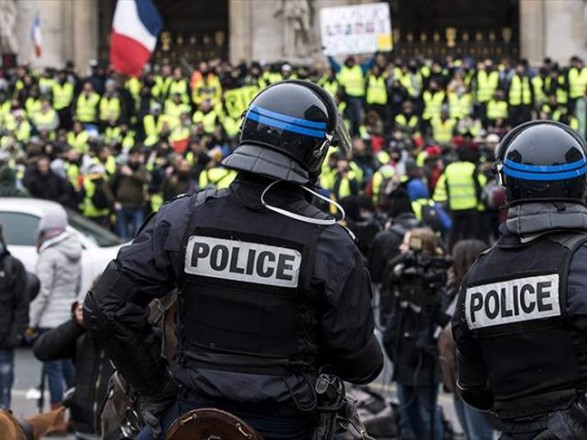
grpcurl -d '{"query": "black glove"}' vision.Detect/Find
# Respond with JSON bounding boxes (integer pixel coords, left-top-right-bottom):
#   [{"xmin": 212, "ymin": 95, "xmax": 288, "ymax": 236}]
[{"xmin": 137, "ymin": 374, "xmax": 179, "ymax": 438}]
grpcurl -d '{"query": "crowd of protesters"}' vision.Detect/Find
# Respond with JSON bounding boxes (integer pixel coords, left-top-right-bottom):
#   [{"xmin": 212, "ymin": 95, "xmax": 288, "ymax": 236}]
[{"xmin": 0, "ymin": 53, "xmax": 585, "ymax": 242}]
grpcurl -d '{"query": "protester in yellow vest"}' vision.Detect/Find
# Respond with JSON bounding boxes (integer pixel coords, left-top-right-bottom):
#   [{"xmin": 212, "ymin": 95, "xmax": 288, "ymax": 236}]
[
  {"xmin": 152, "ymin": 64, "xmax": 173, "ymax": 100},
  {"xmin": 5, "ymin": 110, "xmax": 31, "ymax": 143},
  {"xmin": 568, "ymin": 56, "xmax": 587, "ymax": 113},
  {"xmin": 74, "ymin": 82, "xmax": 101, "ymax": 125},
  {"xmin": 433, "ymin": 144, "xmax": 486, "ymax": 249},
  {"xmin": 193, "ymin": 100, "xmax": 219, "ymax": 135},
  {"xmin": 508, "ymin": 62, "xmax": 534, "ymax": 126},
  {"xmin": 67, "ymin": 121, "xmax": 90, "ymax": 154},
  {"xmin": 81, "ymin": 163, "xmax": 113, "ymax": 229},
  {"xmin": 421, "ymin": 80, "xmax": 446, "ymax": 122},
  {"xmin": 163, "ymin": 93, "xmax": 190, "ymax": 130},
  {"xmin": 31, "ymin": 100, "xmax": 59, "ymax": 133},
  {"xmin": 485, "ymin": 90, "xmax": 509, "ymax": 126},
  {"xmin": 472, "ymin": 60, "xmax": 500, "ymax": 120},
  {"xmin": 317, "ymin": 68, "xmax": 339, "ymax": 97},
  {"xmin": 365, "ymin": 65, "xmax": 388, "ymax": 118},
  {"xmin": 169, "ymin": 66, "xmax": 190, "ymax": 104},
  {"xmin": 52, "ymin": 69, "xmax": 75, "ymax": 130},
  {"xmin": 394, "ymin": 100, "xmax": 421, "ymax": 137},
  {"xmin": 191, "ymin": 70, "xmax": 223, "ymax": 108},
  {"xmin": 329, "ymin": 54, "xmax": 375, "ymax": 136},
  {"xmin": 99, "ymin": 81, "xmax": 123, "ymax": 126},
  {"xmin": 430, "ymin": 109, "xmax": 457, "ymax": 145}
]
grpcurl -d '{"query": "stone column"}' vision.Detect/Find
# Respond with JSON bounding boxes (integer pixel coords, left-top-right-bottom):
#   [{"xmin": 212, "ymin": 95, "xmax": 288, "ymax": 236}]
[
  {"xmin": 72, "ymin": 0, "xmax": 99, "ymax": 74},
  {"xmin": 519, "ymin": 0, "xmax": 545, "ymax": 66},
  {"xmin": 229, "ymin": 0, "xmax": 252, "ymax": 64}
]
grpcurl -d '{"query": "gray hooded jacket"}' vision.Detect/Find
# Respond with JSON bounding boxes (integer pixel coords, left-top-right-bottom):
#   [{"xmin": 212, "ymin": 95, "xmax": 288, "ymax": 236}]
[{"xmin": 30, "ymin": 231, "xmax": 82, "ymax": 328}]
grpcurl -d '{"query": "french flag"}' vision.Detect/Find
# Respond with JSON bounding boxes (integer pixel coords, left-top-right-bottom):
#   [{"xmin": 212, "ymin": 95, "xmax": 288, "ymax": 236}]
[
  {"xmin": 110, "ymin": 0, "xmax": 163, "ymax": 77},
  {"xmin": 30, "ymin": 12, "xmax": 42, "ymax": 58}
]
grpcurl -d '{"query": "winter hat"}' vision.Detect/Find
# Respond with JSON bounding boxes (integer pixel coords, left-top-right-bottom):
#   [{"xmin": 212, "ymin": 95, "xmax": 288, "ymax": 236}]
[{"xmin": 38, "ymin": 204, "xmax": 68, "ymax": 233}]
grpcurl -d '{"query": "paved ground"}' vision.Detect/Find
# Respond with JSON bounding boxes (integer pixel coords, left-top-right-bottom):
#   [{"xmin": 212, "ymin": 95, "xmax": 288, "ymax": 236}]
[{"xmin": 11, "ymin": 346, "xmax": 464, "ymax": 439}]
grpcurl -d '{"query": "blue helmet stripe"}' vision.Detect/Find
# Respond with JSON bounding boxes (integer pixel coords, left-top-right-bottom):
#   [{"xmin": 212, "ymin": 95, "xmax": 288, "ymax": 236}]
[
  {"xmin": 503, "ymin": 166, "xmax": 587, "ymax": 181},
  {"xmin": 250, "ymin": 105, "xmax": 328, "ymax": 130},
  {"xmin": 504, "ymin": 158, "xmax": 587, "ymax": 173},
  {"xmin": 247, "ymin": 111, "xmax": 326, "ymax": 138}
]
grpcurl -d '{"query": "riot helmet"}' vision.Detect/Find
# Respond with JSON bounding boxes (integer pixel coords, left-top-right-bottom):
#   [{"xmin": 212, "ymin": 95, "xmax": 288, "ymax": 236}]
[
  {"xmin": 496, "ymin": 120, "xmax": 587, "ymax": 205},
  {"xmin": 222, "ymin": 80, "xmax": 351, "ymax": 184}
]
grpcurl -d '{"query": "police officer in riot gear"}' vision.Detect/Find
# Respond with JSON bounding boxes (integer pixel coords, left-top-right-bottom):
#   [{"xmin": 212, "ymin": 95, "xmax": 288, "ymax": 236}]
[
  {"xmin": 453, "ymin": 120, "xmax": 587, "ymax": 439},
  {"xmin": 83, "ymin": 80, "xmax": 384, "ymax": 440}
]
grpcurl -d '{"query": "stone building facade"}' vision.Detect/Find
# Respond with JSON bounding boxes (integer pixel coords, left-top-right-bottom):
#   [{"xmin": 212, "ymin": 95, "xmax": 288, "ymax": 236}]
[{"xmin": 0, "ymin": 0, "xmax": 586, "ymax": 71}]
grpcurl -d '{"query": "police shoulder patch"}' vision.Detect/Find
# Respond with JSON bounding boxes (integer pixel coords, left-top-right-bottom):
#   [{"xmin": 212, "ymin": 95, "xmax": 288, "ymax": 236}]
[
  {"xmin": 184, "ymin": 235, "xmax": 302, "ymax": 288},
  {"xmin": 465, "ymin": 274, "xmax": 561, "ymax": 329}
]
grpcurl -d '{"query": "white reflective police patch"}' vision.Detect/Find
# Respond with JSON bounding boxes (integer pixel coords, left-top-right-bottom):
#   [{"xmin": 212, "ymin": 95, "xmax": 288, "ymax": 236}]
[
  {"xmin": 465, "ymin": 274, "xmax": 560, "ymax": 329},
  {"xmin": 185, "ymin": 236, "xmax": 302, "ymax": 288}
]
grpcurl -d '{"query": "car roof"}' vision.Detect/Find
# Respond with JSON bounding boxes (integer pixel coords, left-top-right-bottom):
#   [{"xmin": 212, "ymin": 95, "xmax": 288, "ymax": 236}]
[{"xmin": 0, "ymin": 198, "xmax": 70, "ymax": 217}]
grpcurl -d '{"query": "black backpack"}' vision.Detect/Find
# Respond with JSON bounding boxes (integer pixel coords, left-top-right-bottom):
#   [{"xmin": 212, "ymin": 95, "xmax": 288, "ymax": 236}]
[
  {"xmin": 91, "ymin": 179, "xmax": 110, "ymax": 210},
  {"xmin": 420, "ymin": 203, "xmax": 443, "ymax": 232}
]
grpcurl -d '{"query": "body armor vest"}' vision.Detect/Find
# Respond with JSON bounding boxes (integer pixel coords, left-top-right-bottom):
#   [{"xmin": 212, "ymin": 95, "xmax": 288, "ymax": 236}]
[
  {"xmin": 463, "ymin": 232, "xmax": 587, "ymax": 419},
  {"xmin": 178, "ymin": 190, "xmax": 324, "ymax": 375}
]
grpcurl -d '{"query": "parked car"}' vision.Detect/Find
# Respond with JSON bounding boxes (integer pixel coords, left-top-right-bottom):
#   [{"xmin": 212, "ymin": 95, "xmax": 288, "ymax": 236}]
[{"xmin": 0, "ymin": 198, "xmax": 124, "ymax": 297}]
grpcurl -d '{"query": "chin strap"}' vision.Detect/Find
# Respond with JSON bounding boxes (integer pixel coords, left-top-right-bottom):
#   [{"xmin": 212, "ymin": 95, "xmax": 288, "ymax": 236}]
[{"xmin": 260, "ymin": 180, "xmax": 345, "ymax": 225}]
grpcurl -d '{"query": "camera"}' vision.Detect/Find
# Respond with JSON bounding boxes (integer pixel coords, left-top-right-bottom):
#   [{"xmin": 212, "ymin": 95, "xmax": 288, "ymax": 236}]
[{"xmin": 391, "ymin": 241, "xmax": 452, "ymax": 306}]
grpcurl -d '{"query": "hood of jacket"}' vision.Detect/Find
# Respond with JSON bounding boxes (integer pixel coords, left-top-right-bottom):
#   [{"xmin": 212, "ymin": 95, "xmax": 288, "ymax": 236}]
[
  {"xmin": 39, "ymin": 231, "xmax": 82, "ymax": 261},
  {"xmin": 502, "ymin": 202, "xmax": 587, "ymax": 244}
]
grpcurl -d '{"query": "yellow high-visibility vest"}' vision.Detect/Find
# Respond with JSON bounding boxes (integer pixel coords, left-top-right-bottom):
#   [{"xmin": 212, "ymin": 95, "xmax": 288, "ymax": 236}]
[
  {"xmin": 568, "ymin": 67, "xmax": 587, "ymax": 99},
  {"xmin": 338, "ymin": 65, "xmax": 365, "ymax": 97},
  {"xmin": 509, "ymin": 75, "xmax": 532, "ymax": 106},
  {"xmin": 366, "ymin": 75, "xmax": 387, "ymax": 105},
  {"xmin": 433, "ymin": 161, "xmax": 486, "ymax": 211},
  {"xmin": 52, "ymin": 82, "xmax": 74, "ymax": 110},
  {"xmin": 422, "ymin": 90, "xmax": 446, "ymax": 120},
  {"xmin": 430, "ymin": 117, "xmax": 456, "ymax": 144},
  {"xmin": 475, "ymin": 70, "xmax": 500, "ymax": 103},
  {"xmin": 76, "ymin": 92, "xmax": 100, "ymax": 123},
  {"xmin": 99, "ymin": 96, "xmax": 121, "ymax": 122},
  {"xmin": 193, "ymin": 110, "xmax": 218, "ymax": 134},
  {"xmin": 486, "ymin": 99, "xmax": 509, "ymax": 120}
]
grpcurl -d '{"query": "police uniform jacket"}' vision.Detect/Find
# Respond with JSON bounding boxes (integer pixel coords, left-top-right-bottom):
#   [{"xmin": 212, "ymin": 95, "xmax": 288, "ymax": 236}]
[
  {"xmin": 453, "ymin": 202, "xmax": 587, "ymax": 420},
  {"xmin": 84, "ymin": 173, "xmax": 383, "ymax": 418}
]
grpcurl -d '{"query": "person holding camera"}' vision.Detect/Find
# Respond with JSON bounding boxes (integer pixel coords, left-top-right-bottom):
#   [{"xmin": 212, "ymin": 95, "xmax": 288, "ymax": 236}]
[{"xmin": 382, "ymin": 227, "xmax": 451, "ymax": 440}]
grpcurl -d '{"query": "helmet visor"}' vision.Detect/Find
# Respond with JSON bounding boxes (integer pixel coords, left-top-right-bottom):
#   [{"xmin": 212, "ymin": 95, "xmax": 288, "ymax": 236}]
[{"xmin": 331, "ymin": 113, "xmax": 352, "ymax": 153}]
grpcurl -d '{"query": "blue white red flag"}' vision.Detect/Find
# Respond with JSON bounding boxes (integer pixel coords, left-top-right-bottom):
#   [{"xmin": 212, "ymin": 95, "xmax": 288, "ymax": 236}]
[
  {"xmin": 30, "ymin": 12, "xmax": 42, "ymax": 58},
  {"xmin": 110, "ymin": 0, "xmax": 163, "ymax": 77}
]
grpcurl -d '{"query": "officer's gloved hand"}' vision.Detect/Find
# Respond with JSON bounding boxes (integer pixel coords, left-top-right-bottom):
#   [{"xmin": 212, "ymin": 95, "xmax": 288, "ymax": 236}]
[{"xmin": 137, "ymin": 373, "xmax": 179, "ymax": 438}]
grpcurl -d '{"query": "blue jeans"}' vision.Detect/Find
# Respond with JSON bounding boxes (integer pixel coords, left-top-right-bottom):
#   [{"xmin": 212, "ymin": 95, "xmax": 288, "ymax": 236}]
[
  {"xmin": 136, "ymin": 395, "xmax": 313, "ymax": 440},
  {"xmin": 397, "ymin": 384, "xmax": 443, "ymax": 440},
  {"xmin": 43, "ymin": 359, "xmax": 75, "ymax": 405},
  {"xmin": 453, "ymin": 393, "xmax": 494, "ymax": 440},
  {"xmin": 0, "ymin": 349, "xmax": 14, "ymax": 409},
  {"xmin": 115, "ymin": 207, "xmax": 145, "ymax": 240}
]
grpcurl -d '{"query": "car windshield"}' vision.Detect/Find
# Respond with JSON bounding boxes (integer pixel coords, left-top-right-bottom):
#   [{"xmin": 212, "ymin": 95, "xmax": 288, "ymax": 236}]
[{"xmin": 67, "ymin": 210, "xmax": 122, "ymax": 247}]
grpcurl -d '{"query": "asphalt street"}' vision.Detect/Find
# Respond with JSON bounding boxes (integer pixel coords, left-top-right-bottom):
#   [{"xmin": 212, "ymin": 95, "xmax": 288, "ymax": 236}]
[{"xmin": 9, "ymin": 347, "xmax": 464, "ymax": 440}]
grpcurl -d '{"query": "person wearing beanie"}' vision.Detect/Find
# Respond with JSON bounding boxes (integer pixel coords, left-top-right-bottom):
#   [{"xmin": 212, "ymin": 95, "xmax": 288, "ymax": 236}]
[{"xmin": 29, "ymin": 204, "xmax": 82, "ymax": 435}]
